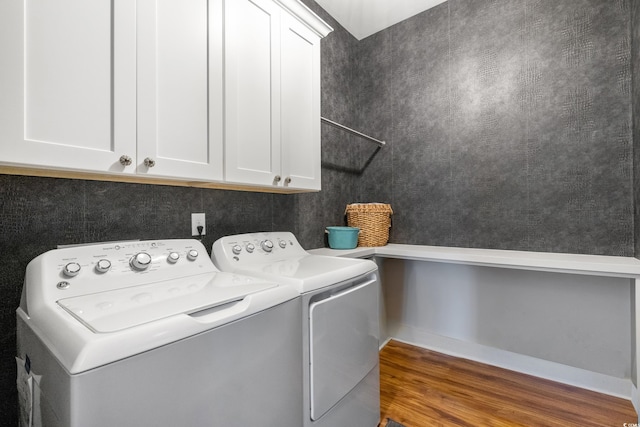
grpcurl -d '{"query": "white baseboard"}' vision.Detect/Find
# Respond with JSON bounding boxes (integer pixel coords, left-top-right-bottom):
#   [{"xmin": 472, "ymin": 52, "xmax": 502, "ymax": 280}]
[
  {"xmin": 389, "ymin": 322, "xmax": 632, "ymax": 400},
  {"xmin": 379, "ymin": 337, "xmax": 392, "ymax": 351},
  {"xmin": 632, "ymin": 385, "xmax": 639, "ymax": 421}
]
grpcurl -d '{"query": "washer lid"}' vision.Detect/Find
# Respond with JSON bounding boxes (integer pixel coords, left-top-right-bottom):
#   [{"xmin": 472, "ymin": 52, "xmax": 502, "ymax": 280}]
[{"xmin": 57, "ymin": 272, "xmax": 276, "ymax": 333}]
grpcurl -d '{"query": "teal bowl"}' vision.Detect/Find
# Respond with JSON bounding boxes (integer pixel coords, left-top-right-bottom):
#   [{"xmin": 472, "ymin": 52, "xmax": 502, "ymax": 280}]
[{"xmin": 326, "ymin": 226, "xmax": 360, "ymax": 249}]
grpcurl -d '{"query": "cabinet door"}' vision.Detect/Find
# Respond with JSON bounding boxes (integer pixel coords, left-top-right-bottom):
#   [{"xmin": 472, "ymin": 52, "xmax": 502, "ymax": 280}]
[
  {"xmin": 137, "ymin": 0, "xmax": 223, "ymax": 181},
  {"xmin": 280, "ymin": 13, "xmax": 322, "ymax": 191},
  {"xmin": 0, "ymin": 0, "xmax": 136, "ymax": 173},
  {"xmin": 225, "ymin": 0, "xmax": 282, "ymax": 187}
]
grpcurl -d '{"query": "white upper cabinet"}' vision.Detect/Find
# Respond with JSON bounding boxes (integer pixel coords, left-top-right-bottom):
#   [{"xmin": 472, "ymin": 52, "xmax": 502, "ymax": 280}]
[
  {"xmin": 0, "ymin": 0, "xmax": 222, "ymax": 181},
  {"xmin": 137, "ymin": 0, "xmax": 223, "ymax": 181},
  {"xmin": 0, "ymin": 0, "xmax": 137, "ymax": 174},
  {"xmin": 280, "ymin": 12, "xmax": 323, "ymax": 190},
  {"xmin": 0, "ymin": 0, "xmax": 329, "ymax": 192},
  {"xmin": 224, "ymin": 0, "xmax": 283, "ymax": 187},
  {"xmin": 225, "ymin": 0, "xmax": 332, "ymax": 191}
]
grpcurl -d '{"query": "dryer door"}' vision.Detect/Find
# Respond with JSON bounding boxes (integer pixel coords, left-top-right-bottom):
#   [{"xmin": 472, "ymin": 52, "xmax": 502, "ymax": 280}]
[{"xmin": 309, "ymin": 276, "xmax": 379, "ymax": 421}]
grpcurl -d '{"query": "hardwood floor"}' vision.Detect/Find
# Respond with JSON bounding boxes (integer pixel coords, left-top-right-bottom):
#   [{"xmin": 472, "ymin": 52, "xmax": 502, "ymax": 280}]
[{"xmin": 379, "ymin": 340, "xmax": 637, "ymax": 427}]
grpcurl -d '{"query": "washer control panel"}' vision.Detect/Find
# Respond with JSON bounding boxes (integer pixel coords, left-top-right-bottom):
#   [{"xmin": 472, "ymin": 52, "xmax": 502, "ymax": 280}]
[
  {"xmin": 32, "ymin": 239, "xmax": 216, "ymax": 299},
  {"xmin": 211, "ymin": 232, "xmax": 308, "ymax": 271}
]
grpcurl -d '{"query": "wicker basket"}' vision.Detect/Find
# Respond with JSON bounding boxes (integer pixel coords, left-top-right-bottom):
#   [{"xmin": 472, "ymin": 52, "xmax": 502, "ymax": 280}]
[{"xmin": 345, "ymin": 203, "xmax": 393, "ymax": 247}]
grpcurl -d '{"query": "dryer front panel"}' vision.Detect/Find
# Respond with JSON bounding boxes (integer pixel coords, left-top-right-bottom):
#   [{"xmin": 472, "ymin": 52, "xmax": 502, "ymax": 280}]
[{"xmin": 309, "ymin": 277, "xmax": 379, "ymax": 421}]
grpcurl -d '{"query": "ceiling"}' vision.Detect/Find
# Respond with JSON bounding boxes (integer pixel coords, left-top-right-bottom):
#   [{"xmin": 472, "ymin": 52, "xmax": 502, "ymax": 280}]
[{"xmin": 314, "ymin": 0, "xmax": 447, "ymax": 40}]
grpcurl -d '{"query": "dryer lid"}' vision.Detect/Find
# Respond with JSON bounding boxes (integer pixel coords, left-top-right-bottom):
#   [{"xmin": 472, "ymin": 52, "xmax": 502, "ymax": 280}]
[
  {"xmin": 238, "ymin": 255, "xmax": 377, "ymax": 293},
  {"xmin": 57, "ymin": 272, "xmax": 276, "ymax": 333}
]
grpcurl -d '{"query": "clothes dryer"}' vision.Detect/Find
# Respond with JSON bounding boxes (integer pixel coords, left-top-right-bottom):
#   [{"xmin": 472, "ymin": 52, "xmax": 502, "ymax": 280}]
[{"xmin": 212, "ymin": 232, "xmax": 380, "ymax": 427}]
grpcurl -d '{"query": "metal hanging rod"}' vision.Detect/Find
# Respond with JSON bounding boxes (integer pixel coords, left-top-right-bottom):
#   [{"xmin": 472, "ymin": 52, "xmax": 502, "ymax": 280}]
[{"xmin": 320, "ymin": 117, "xmax": 386, "ymax": 147}]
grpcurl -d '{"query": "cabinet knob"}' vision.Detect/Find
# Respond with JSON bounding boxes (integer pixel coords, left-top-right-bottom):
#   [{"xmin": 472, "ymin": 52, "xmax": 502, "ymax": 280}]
[
  {"xmin": 274, "ymin": 175, "xmax": 281, "ymax": 184},
  {"xmin": 284, "ymin": 177, "xmax": 292, "ymax": 185},
  {"xmin": 119, "ymin": 155, "xmax": 132, "ymax": 166},
  {"xmin": 144, "ymin": 157, "xmax": 156, "ymax": 168}
]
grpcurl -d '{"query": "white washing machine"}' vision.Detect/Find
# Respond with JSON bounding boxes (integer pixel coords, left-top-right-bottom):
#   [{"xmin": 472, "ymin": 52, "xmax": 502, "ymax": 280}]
[
  {"xmin": 16, "ymin": 239, "xmax": 302, "ymax": 427},
  {"xmin": 212, "ymin": 232, "xmax": 380, "ymax": 427}
]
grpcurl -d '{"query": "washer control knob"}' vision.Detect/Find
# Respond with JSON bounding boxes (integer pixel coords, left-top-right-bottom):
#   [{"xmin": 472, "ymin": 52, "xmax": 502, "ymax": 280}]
[
  {"xmin": 232, "ymin": 245, "xmax": 242, "ymax": 255},
  {"xmin": 167, "ymin": 252, "xmax": 180, "ymax": 264},
  {"xmin": 187, "ymin": 249, "xmax": 199, "ymax": 261},
  {"xmin": 63, "ymin": 262, "xmax": 81, "ymax": 277},
  {"xmin": 246, "ymin": 243, "xmax": 255, "ymax": 253},
  {"xmin": 130, "ymin": 252, "xmax": 152, "ymax": 271},
  {"xmin": 279, "ymin": 240, "xmax": 287, "ymax": 249},
  {"xmin": 95, "ymin": 259, "xmax": 111, "ymax": 273},
  {"xmin": 261, "ymin": 240, "xmax": 274, "ymax": 252}
]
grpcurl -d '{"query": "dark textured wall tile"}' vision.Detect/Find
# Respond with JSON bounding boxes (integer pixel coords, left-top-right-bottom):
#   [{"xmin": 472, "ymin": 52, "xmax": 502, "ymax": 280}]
[
  {"xmin": 202, "ymin": 190, "xmax": 274, "ymax": 240},
  {"xmin": 387, "ymin": 3, "xmax": 453, "ymax": 245},
  {"xmin": 525, "ymin": 0, "xmax": 632, "ymax": 255},
  {"xmin": 0, "ymin": 313, "xmax": 17, "ymax": 426},
  {"xmin": 633, "ymin": 0, "xmax": 640, "ymax": 258},
  {"xmin": 1, "ymin": 176, "xmax": 87, "ymax": 248},
  {"xmin": 272, "ymin": 194, "xmax": 298, "ymax": 234},
  {"xmin": 354, "ymin": 31, "xmax": 394, "ymax": 203},
  {"xmin": 448, "ymin": 0, "xmax": 529, "ymax": 250},
  {"xmin": 350, "ymin": 0, "xmax": 633, "ymax": 255},
  {"xmin": 300, "ymin": 0, "xmax": 367, "ymax": 249},
  {"xmin": 83, "ymin": 181, "xmax": 205, "ymax": 243},
  {"xmin": 291, "ymin": 192, "xmax": 324, "ymax": 248}
]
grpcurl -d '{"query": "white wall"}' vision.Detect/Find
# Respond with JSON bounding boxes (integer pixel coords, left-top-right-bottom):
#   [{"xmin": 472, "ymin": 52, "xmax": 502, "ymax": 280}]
[{"xmin": 381, "ymin": 258, "xmax": 632, "ymax": 380}]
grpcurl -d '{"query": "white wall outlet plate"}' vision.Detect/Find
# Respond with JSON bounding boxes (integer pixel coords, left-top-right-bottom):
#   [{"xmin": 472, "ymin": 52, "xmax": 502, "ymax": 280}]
[{"xmin": 191, "ymin": 213, "xmax": 206, "ymax": 236}]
